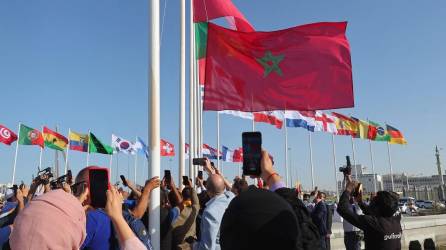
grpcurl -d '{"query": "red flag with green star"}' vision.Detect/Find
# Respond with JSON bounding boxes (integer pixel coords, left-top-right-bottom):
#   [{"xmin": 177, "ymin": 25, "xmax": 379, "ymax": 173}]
[{"xmin": 204, "ymin": 22, "xmax": 354, "ymax": 111}]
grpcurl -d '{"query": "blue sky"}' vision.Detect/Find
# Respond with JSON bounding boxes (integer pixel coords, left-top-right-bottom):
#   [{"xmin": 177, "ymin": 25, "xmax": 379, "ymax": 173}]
[{"xmin": 1, "ymin": 0, "xmax": 445, "ymax": 190}]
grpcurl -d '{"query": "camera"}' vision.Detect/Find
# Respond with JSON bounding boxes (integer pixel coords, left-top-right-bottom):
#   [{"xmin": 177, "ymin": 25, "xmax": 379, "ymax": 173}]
[
  {"xmin": 35, "ymin": 167, "xmax": 54, "ymax": 185},
  {"xmin": 50, "ymin": 170, "xmax": 73, "ymax": 189},
  {"xmin": 339, "ymin": 156, "xmax": 352, "ymax": 175}
]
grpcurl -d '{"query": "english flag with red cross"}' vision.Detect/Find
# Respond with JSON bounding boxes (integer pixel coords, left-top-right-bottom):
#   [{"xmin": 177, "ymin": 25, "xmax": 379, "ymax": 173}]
[{"xmin": 160, "ymin": 139, "xmax": 175, "ymax": 156}]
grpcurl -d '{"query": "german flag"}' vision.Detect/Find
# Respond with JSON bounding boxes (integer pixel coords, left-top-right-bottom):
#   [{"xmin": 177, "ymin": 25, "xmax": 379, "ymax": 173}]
[{"xmin": 386, "ymin": 124, "xmax": 407, "ymax": 145}]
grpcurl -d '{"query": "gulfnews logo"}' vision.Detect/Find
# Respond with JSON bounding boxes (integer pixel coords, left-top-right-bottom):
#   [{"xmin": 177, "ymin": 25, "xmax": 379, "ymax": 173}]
[{"xmin": 384, "ymin": 232, "xmax": 402, "ymax": 241}]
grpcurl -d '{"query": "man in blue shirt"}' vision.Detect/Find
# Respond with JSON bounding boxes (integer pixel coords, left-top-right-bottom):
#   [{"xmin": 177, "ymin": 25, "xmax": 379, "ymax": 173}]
[{"xmin": 194, "ymin": 160, "xmax": 234, "ymax": 250}]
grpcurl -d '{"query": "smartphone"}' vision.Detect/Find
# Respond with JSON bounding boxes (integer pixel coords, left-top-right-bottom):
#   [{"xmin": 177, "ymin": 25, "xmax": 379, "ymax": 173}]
[
  {"xmin": 182, "ymin": 176, "xmax": 189, "ymax": 186},
  {"xmin": 193, "ymin": 158, "xmax": 206, "ymax": 166},
  {"xmin": 210, "ymin": 162, "xmax": 216, "ymax": 170},
  {"xmin": 120, "ymin": 175, "xmax": 128, "ymax": 187},
  {"xmin": 88, "ymin": 168, "xmax": 110, "ymax": 208},
  {"xmin": 164, "ymin": 170, "xmax": 171, "ymax": 182},
  {"xmin": 242, "ymin": 132, "xmax": 262, "ymax": 176},
  {"xmin": 198, "ymin": 171, "xmax": 203, "ymax": 180}
]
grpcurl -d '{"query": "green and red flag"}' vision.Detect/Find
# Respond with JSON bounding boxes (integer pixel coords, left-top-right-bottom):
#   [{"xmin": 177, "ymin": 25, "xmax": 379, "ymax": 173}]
[
  {"xmin": 18, "ymin": 124, "xmax": 44, "ymax": 148},
  {"xmin": 368, "ymin": 120, "xmax": 390, "ymax": 142},
  {"xmin": 386, "ymin": 124, "xmax": 407, "ymax": 145},
  {"xmin": 193, "ymin": 0, "xmax": 254, "ymax": 87},
  {"xmin": 89, "ymin": 132, "xmax": 113, "ymax": 155},
  {"xmin": 43, "ymin": 127, "xmax": 68, "ymax": 151},
  {"xmin": 203, "ymin": 22, "xmax": 354, "ymax": 111}
]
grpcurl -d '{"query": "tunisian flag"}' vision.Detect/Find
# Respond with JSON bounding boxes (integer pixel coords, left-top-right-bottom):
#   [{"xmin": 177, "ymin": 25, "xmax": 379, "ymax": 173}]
[
  {"xmin": 204, "ymin": 22, "xmax": 354, "ymax": 112},
  {"xmin": 0, "ymin": 125, "xmax": 18, "ymax": 145}
]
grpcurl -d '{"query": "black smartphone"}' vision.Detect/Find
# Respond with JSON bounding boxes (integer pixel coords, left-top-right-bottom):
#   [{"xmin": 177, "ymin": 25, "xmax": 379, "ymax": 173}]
[
  {"xmin": 182, "ymin": 176, "xmax": 189, "ymax": 186},
  {"xmin": 242, "ymin": 132, "xmax": 262, "ymax": 176},
  {"xmin": 120, "ymin": 175, "xmax": 128, "ymax": 187},
  {"xmin": 198, "ymin": 170, "xmax": 203, "ymax": 180},
  {"xmin": 193, "ymin": 158, "xmax": 206, "ymax": 166},
  {"xmin": 164, "ymin": 170, "xmax": 171, "ymax": 182},
  {"xmin": 89, "ymin": 168, "xmax": 110, "ymax": 208}
]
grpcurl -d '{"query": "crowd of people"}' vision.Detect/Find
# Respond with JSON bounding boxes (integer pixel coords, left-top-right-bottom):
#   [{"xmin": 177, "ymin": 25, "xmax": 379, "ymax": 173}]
[{"xmin": 0, "ymin": 149, "xmax": 406, "ymax": 250}]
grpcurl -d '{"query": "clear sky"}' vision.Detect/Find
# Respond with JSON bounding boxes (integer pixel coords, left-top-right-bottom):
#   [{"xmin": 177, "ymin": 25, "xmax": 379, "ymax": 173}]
[{"xmin": 1, "ymin": 0, "xmax": 445, "ymax": 190}]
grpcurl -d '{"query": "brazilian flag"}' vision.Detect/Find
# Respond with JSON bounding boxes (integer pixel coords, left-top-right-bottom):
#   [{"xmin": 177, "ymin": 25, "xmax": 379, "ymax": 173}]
[{"xmin": 88, "ymin": 132, "xmax": 113, "ymax": 155}]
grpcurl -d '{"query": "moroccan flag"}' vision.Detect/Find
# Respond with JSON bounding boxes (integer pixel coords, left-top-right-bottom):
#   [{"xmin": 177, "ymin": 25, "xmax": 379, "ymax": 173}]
[
  {"xmin": 253, "ymin": 111, "xmax": 283, "ymax": 129},
  {"xmin": 332, "ymin": 112, "xmax": 358, "ymax": 137},
  {"xmin": 89, "ymin": 133, "xmax": 113, "ymax": 155},
  {"xmin": 204, "ymin": 22, "xmax": 354, "ymax": 111},
  {"xmin": 0, "ymin": 124, "xmax": 18, "ymax": 145},
  {"xmin": 368, "ymin": 121, "xmax": 390, "ymax": 142},
  {"xmin": 43, "ymin": 127, "xmax": 68, "ymax": 151},
  {"xmin": 386, "ymin": 124, "xmax": 407, "ymax": 145},
  {"xmin": 351, "ymin": 117, "xmax": 371, "ymax": 139},
  {"xmin": 18, "ymin": 124, "xmax": 44, "ymax": 148}
]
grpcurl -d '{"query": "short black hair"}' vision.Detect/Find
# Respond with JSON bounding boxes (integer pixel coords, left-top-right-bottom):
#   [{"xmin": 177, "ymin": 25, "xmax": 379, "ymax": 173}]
[
  {"xmin": 182, "ymin": 187, "xmax": 192, "ymax": 200},
  {"xmin": 372, "ymin": 191, "xmax": 399, "ymax": 217}
]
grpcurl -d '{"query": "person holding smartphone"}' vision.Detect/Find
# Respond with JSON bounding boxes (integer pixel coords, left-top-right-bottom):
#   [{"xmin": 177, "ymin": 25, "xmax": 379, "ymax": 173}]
[
  {"xmin": 193, "ymin": 158, "xmax": 235, "ymax": 250},
  {"xmin": 73, "ymin": 167, "xmax": 120, "ymax": 250},
  {"xmin": 337, "ymin": 171, "xmax": 402, "ymax": 250}
]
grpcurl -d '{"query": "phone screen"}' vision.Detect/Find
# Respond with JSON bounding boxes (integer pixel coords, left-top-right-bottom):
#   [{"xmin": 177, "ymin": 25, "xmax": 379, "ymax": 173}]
[
  {"xmin": 242, "ymin": 132, "xmax": 262, "ymax": 176},
  {"xmin": 198, "ymin": 171, "xmax": 203, "ymax": 179},
  {"xmin": 89, "ymin": 169, "xmax": 109, "ymax": 208},
  {"xmin": 164, "ymin": 170, "xmax": 171, "ymax": 182},
  {"xmin": 182, "ymin": 176, "xmax": 189, "ymax": 186}
]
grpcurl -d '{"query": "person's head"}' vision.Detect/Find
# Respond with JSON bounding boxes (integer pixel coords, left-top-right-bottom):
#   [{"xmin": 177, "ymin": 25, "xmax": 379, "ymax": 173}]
[
  {"xmin": 303, "ymin": 193, "xmax": 310, "ymax": 201},
  {"xmin": 220, "ymin": 188, "xmax": 299, "ymax": 250},
  {"xmin": 182, "ymin": 187, "xmax": 193, "ymax": 201},
  {"xmin": 368, "ymin": 191, "xmax": 399, "ymax": 217},
  {"xmin": 10, "ymin": 189, "xmax": 86, "ymax": 249},
  {"xmin": 206, "ymin": 174, "xmax": 225, "ymax": 198},
  {"xmin": 231, "ymin": 179, "xmax": 248, "ymax": 196},
  {"xmin": 314, "ymin": 192, "xmax": 326, "ymax": 204}
]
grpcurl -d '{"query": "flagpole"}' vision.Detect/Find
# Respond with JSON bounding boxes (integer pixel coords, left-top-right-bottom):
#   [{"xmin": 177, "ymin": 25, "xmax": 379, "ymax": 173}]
[
  {"xmin": 86, "ymin": 130, "xmax": 91, "ymax": 166},
  {"xmin": 369, "ymin": 139, "xmax": 377, "ymax": 193},
  {"xmin": 116, "ymin": 154, "xmax": 119, "ymax": 184},
  {"xmin": 285, "ymin": 123, "xmax": 289, "ymax": 187},
  {"xmin": 350, "ymin": 136, "xmax": 358, "ymax": 180},
  {"xmin": 308, "ymin": 130, "xmax": 315, "ymax": 189},
  {"xmin": 252, "ymin": 118, "xmax": 255, "ymax": 131},
  {"xmin": 387, "ymin": 141, "xmax": 395, "ymax": 192},
  {"xmin": 217, "ymin": 112, "xmax": 221, "ymax": 171},
  {"xmin": 332, "ymin": 134, "xmax": 339, "ymax": 201},
  {"xmin": 109, "ymin": 153, "xmax": 113, "ymax": 182},
  {"xmin": 188, "ymin": 0, "xmax": 195, "ymax": 182},
  {"xmin": 65, "ymin": 128, "xmax": 71, "ymax": 174},
  {"xmin": 148, "ymin": 0, "xmax": 161, "ymax": 247},
  {"xmin": 179, "ymin": 0, "xmax": 186, "ymax": 188},
  {"xmin": 11, "ymin": 122, "xmax": 21, "ymax": 184},
  {"xmin": 39, "ymin": 126, "xmax": 44, "ymax": 169},
  {"xmin": 54, "ymin": 125, "xmax": 60, "ymax": 177},
  {"xmin": 134, "ymin": 137, "xmax": 138, "ymax": 184}
]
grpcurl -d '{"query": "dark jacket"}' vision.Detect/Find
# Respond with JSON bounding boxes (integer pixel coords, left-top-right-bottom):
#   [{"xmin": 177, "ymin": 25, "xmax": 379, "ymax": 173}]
[
  {"xmin": 337, "ymin": 191, "xmax": 402, "ymax": 250},
  {"xmin": 311, "ymin": 201, "xmax": 328, "ymax": 236}
]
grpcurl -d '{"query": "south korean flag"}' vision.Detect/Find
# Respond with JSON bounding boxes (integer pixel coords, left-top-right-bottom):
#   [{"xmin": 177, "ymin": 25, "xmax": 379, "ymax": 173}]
[{"xmin": 112, "ymin": 134, "xmax": 136, "ymax": 155}]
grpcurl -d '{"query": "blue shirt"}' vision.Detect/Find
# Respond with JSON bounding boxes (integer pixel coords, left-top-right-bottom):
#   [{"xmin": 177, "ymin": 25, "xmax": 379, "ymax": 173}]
[
  {"xmin": 0, "ymin": 226, "xmax": 11, "ymax": 246},
  {"xmin": 194, "ymin": 191, "xmax": 235, "ymax": 250},
  {"xmin": 81, "ymin": 209, "xmax": 119, "ymax": 250}
]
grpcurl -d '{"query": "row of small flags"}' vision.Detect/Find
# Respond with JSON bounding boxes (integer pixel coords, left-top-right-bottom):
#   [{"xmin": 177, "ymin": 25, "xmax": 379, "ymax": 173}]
[
  {"xmin": 220, "ymin": 110, "xmax": 407, "ymax": 145},
  {"xmin": 0, "ymin": 123, "xmax": 244, "ymax": 162}
]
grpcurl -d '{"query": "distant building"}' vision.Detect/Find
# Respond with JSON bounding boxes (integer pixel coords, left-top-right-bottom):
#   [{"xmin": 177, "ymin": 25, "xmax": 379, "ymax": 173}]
[
  {"xmin": 338, "ymin": 164, "xmax": 383, "ymax": 194},
  {"xmin": 382, "ymin": 173, "xmax": 446, "ymax": 192}
]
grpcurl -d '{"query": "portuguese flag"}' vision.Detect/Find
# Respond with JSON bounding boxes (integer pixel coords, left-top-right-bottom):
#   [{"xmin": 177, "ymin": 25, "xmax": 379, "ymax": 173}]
[
  {"xmin": 43, "ymin": 127, "xmax": 68, "ymax": 151},
  {"xmin": 89, "ymin": 132, "xmax": 113, "ymax": 155},
  {"xmin": 18, "ymin": 124, "xmax": 44, "ymax": 148},
  {"xmin": 368, "ymin": 120, "xmax": 390, "ymax": 142},
  {"xmin": 387, "ymin": 124, "xmax": 407, "ymax": 145}
]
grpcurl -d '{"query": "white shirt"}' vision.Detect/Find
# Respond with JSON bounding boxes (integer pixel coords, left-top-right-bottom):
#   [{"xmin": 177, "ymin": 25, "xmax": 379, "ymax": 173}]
[{"xmin": 342, "ymin": 203, "xmax": 363, "ymax": 232}]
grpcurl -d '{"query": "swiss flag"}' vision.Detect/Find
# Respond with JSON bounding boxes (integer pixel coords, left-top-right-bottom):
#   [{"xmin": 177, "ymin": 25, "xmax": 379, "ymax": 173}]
[
  {"xmin": 0, "ymin": 125, "xmax": 18, "ymax": 145},
  {"xmin": 253, "ymin": 111, "xmax": 284, "ymax": 129},
  {"xmin": 160, "ymin": 139, "xmax": 175, "ymax": 156}
]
